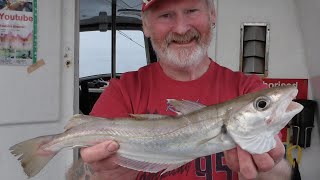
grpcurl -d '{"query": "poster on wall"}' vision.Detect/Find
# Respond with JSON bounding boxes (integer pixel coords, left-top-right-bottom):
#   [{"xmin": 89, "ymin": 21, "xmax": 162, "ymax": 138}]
[
  {"xmin": 262, "ymin": 78, "xmax": 308, "ymax": 99},
  {"xmin": 0, "ymin": 0, "xmax": 37, "ymax": 66}
]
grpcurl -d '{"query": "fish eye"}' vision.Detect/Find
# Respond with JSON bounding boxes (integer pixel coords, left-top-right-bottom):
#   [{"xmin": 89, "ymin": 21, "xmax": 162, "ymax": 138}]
[{"xmin": 254, "ymin": 96, "xmax": 271, "ymax": 111}]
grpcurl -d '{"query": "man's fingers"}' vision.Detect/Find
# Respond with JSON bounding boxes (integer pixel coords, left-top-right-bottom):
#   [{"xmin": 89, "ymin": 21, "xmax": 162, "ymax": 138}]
[
  {"xmin": 80, "ymin": 141, "xmax": 119, "ymax": 163},
  {"xmin": 252, "ymin": 153, "xmax": 274, "ymax": 172},
  {"xmin": 224, "ymin": 148, "xmax": 240, "ymax": 172},
  {"xmin": 90, "ymin": 156, "xmax": 119, "ymax": 172},
  {"xmin": 268, "ymin": 135, "xmax": 285, "ymax": 164},
  {"xmin": 237, "ymin": 146, "xmax": 258, "ymax": 179}
]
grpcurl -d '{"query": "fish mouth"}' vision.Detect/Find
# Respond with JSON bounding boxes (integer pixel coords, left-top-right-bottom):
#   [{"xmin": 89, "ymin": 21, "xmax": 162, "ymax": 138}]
[
  {"xmin": 285, "ymin": 89, "xmax": 303, "ymax": 114},
  {"xmin": 287, "ymin": 101, "xmax": 303, "ymax": 113},
  {"xmin": 277, "ymin": 88, "xmax": 304, "ymax": 122},
  {"xmin": 266, "ymin": 87, "xmax": 303, "ymax": 126}
]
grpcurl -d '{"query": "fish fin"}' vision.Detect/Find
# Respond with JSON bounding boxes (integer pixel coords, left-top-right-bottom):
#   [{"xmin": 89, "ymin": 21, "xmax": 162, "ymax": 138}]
[
  {"xmin": 228, "ymin": 130, "xmax": 276, "ymax": 154},
  {"xmin": 167, "ymin": 99, "xmax": 206, "ymax": 115},
  {"xmin": 9, "ymin": 135, "xmax": 57, "ymax": 178},
  {"xmin": 64, "ymin": 114, "xmax": 98, "ymax": 130},
  {"xmin": 115, "ymin": 155, "xmax": 169, "ymax": 173},
  {"xmin": 65, "ymin": 115, "xmax": 118, "ymax": 130},
  {"xmin": 129, "ymin": 114, "xmax": 169, "ymax": 120},
  {"xmin": 160, "ymin": 162, "xmax": 189, "ymax": 175},
  {"xmin": 196, "ymin": 136, "xmax": 218, "ymax": 146}
]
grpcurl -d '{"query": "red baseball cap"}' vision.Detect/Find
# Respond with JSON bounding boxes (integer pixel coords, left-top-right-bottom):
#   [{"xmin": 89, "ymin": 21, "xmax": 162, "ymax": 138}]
[{"xmin": 142, "ymin": 0, "xmax": 159, "ymax": 12}]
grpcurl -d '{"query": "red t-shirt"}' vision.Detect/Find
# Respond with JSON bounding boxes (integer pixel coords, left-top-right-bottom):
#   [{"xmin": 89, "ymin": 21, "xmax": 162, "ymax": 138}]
[{"xmin": 91, "ymin": 61, "xmax": 267, "ymax": 180}]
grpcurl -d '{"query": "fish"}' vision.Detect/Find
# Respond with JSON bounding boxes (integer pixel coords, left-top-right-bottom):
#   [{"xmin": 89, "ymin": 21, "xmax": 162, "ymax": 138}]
[{"xmin": 9, "ymin": 85, "xmax": 303, "ymax": 178}]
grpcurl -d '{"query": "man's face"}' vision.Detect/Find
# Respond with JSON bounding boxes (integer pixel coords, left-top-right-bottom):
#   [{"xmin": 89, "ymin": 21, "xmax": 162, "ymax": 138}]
[{"xmin": 143, "ymin": 0, "xmax": 215, "ymax": 68}]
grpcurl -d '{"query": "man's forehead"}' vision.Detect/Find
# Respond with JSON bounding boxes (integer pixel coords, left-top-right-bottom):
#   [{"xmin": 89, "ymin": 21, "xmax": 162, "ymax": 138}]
[{"xmin": 142, "ymin": 0, "xmax": 210, "ymax": 12}]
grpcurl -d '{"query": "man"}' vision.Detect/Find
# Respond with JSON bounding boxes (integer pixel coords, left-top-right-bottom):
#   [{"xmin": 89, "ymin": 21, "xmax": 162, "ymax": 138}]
[{"xmin": 80, "ymin": 0, "xmax": 292, "ymax": 179}]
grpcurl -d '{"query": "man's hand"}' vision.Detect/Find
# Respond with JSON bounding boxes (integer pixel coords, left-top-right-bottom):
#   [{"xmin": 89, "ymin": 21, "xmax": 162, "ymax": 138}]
[
  {"xmin": 224, "ymin": 135, "xmax": 288, "ymax": 179},
  {"xmin": 80, "ymin": 141, "xmax": 139, "ymax": 180}
]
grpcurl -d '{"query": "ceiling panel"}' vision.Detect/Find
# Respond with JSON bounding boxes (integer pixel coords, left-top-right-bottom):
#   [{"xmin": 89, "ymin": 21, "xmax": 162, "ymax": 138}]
[{"xmin": 80, "ymin": 0, "xmax": 142, "ymax": 20}]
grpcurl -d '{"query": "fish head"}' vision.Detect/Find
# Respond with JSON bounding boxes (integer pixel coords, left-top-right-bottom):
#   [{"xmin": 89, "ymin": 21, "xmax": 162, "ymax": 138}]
[{"xmin": 226, "ymin": 85, "xmax": 303, "ymax": 154}]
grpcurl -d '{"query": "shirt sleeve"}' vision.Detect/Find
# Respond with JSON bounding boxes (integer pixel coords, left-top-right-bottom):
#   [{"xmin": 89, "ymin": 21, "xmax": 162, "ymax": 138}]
[{"xmin": 90, "ymin": 78, "xmax": 132, "ymax": 118}]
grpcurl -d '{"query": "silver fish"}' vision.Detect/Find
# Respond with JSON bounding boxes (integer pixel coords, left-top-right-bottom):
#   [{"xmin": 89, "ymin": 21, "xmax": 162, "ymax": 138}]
[{"xmin": 10, "ymin": 85, "xmax": 303, "ymax": 178}]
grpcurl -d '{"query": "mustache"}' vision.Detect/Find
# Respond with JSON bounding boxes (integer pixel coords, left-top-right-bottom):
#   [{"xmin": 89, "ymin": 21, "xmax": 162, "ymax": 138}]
[{"xmin": 165, "ymin": 29, "xmax": 200, "ymax": 44}]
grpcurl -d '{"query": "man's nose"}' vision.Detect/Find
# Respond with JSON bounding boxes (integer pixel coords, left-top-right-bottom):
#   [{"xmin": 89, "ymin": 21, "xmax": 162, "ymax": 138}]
[{"xmin": 172, "ymin": 15, "xmax": 191, "ymax": 35}]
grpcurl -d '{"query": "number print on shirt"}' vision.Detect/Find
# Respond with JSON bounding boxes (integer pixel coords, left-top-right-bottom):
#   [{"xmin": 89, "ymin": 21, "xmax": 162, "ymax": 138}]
[{"xmin": 195, "ymin": 153, "xmax": 233, "ymax": 180}]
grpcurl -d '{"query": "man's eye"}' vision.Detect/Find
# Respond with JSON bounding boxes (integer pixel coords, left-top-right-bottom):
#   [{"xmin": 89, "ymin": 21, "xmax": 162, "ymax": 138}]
[
  {"xmin": 160, "ymin": 14, "xmax": 170, "ymax": 18},
  {"xmin": 186, "ymin": 9, "xmax": 198, "ymax": 14}
]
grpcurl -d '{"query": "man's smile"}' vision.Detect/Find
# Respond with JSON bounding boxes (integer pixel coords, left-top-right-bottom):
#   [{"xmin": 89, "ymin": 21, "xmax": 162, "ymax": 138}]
[{"xmin": 169, "ymin": 38, "xmax": 197, "ymax": 47}]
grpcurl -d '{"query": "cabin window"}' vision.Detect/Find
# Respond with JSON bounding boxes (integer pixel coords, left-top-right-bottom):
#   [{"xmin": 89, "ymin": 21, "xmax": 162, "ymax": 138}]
[{"xmin": 79, "ymin": 30, "xmax": 147, "ymax": 78}]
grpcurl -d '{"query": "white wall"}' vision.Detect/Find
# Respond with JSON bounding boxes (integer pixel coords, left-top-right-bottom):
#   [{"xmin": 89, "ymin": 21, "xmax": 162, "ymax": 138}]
[
  {"xmin": 209, "ymin": 0, "xmax": 320, "ymax": 179},
  {"xmin": 294, "ymin": 0, "xmax": 320, "ymax": 78},
  {"xmin": 294, "ymin": 0, "xmax": 320, "ymax": 117},
  {"xmin": 294, "ymin": 0, "xmax": 320, "ymax": 178},
  {"xmin": 213, "ymin": 0, "xmax": 309, "ymax": 78},
  {"xmin": 0, "ymin": 0, "xmax": 76, "ymax": 179}
]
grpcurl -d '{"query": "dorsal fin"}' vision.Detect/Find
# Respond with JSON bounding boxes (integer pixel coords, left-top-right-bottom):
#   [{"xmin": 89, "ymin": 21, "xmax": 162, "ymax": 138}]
[
  {"xmin": 64, "ymin": 114, "xmax": 96, "ymax": 130},
  {"xmin": 167, "ymin": 99, "xmax": 206, "ymax": 115}
]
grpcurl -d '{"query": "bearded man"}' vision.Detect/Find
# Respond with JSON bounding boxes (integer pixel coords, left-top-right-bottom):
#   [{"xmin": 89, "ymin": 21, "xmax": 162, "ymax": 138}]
[{"xmin": 79, "ymin": 0, "xmax": 292, "ymax": 179}]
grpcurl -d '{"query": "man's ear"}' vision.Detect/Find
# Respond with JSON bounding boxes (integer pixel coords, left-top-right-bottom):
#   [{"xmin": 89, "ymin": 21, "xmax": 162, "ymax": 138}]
[{"xmin": 210, "ymin": 4, "xmax": 216, "ymax": 25}]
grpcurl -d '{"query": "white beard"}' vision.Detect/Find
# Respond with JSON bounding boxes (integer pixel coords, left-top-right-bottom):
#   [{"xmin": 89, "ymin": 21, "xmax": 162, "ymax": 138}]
[
  {"xmin": 159, "ymin": 44, "xmax": 208, "ymax": 68},
  {"xmin": 151, "ymin": 26, "xmax": 213, "ymax": 69}
]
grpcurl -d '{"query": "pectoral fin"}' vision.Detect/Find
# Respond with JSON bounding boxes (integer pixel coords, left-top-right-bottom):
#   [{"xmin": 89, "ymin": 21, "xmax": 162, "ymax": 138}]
[
  {"xmin": 228, "ymin": 131, "xmax": 276, "ymax": 154},
  {"xmin": 197, "ymin": 136, "xmax": 219, "ymax": 146}
]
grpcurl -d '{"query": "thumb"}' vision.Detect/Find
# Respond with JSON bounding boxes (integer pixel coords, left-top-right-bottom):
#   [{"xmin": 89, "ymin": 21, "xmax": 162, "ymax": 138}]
[{"xmin": 80, "ymin": 140, "xmax": 119, "ymax": 163}]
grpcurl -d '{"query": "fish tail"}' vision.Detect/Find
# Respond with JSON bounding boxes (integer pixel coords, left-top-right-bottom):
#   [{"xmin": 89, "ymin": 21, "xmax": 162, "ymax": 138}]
[{"xmin": 9, "ymin": 135, "xmax": 57, "ymax": 178}]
